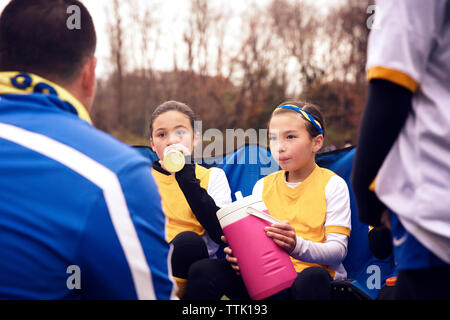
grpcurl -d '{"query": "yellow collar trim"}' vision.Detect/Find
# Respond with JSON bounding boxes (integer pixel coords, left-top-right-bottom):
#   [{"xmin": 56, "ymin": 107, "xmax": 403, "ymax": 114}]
[{"xmin": 0, "ymin": 71, "xmax": 92, "ymax": 124}]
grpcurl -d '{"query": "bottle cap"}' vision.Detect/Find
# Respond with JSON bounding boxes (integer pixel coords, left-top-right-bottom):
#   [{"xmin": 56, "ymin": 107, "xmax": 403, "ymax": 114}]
[
  {"xmin": 386, "ymin": 276, "xmax": 397, "ymax": 287},
  {"xmin": 162, "ymin": 145, "xmax": 185, "ymax": 172}
]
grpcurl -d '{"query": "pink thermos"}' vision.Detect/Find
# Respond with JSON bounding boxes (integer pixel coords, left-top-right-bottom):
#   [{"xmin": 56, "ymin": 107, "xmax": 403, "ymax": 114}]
[{"xmin": 216, "ymin": 193, "xmax": 297, "ymax": 300}]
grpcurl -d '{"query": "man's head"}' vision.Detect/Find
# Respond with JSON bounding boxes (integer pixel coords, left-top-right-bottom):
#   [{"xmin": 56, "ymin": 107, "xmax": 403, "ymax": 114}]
[{"xmin": 0, "ymin": 0, "xmax": 97, "ymax": 111}]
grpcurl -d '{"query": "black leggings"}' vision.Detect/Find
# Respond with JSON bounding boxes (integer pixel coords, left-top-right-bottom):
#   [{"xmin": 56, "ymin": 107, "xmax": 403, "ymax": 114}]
[
  {"xmin": 171, "ymin": 231, "xmax": 209, "ymax": 279},
  {"xmin": 183, "ymin": 258, "xmax": 332, "ymax": 300},
  {"xmin": 393, "ymin": 266, "xmax": 450, "ymax": 300}
]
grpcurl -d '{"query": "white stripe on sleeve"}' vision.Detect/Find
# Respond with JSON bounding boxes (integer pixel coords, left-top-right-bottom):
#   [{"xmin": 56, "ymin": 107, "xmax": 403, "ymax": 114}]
[{"xmin": 0, "ymin": 122, "xmax": 156, "ymax": 300}]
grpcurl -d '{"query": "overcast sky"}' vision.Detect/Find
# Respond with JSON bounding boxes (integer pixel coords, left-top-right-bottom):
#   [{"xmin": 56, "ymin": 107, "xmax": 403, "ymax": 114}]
[{"xmin": 82, "ymin": 0, "xmax": 274, "ymax": 76}]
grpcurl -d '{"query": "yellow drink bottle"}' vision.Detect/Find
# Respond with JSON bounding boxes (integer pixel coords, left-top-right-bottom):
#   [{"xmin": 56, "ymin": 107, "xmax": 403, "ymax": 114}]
[{"xmin": 163, "ymin": 146, "xmax": 185, "ymax": 173}]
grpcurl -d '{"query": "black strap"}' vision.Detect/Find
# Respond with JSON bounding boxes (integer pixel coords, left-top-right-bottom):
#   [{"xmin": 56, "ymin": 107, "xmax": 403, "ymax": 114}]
[
  {"xmin": 174, "ymin": 164, "xmax": 223, "ymax": 244},
  {"xmin": 152, "ymin": 161, "xmax": 223, "ymax": 244}
]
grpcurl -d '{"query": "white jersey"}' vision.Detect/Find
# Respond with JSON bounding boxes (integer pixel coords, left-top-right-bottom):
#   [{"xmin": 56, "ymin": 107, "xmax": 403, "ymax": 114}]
[
  {"xmin": 203, "ymin": 167, "xmax": 232, "ymax": 257},
  {"xmin": 367, "ymin": 0, "xmax": 450, "ymax": 263}
]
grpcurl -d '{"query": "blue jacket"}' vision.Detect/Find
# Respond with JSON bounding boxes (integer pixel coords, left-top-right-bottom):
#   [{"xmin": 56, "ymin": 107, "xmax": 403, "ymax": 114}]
[{"xmin": 0, "ymin": 72, "xmax": 175, "ymax": 299}]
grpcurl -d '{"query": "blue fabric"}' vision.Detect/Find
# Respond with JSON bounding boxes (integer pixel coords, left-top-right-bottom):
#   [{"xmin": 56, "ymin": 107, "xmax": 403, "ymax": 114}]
[
  {"xmin": 0, "ymin": 87, "xmax": 174, "ymax": 299},
  {"xmin": 134, "ymin": 145, "xmax": 396, "ymax": 298},
  {"xmin": 204, "ymin": 144, "xmax": 280, "ymax": 201},
  {"xmin": 389, "ymin": 211, "xmax": 447, "ymax": 271}
]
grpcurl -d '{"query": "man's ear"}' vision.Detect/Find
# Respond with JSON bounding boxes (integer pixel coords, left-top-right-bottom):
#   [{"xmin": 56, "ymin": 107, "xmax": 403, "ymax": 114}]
[
  {"xmin": 312, "ymin": 134, "xmax": 324, "ymax": 153},
  {"xmin": 82, "ymin": 57, "xmax": 97, "ymax": 98}
]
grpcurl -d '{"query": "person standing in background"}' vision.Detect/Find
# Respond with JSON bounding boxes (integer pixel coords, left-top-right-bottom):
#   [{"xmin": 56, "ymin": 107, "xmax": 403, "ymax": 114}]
[{"xmin": 352, "ymin": 0, "xmax": 450, "ymax": 299}]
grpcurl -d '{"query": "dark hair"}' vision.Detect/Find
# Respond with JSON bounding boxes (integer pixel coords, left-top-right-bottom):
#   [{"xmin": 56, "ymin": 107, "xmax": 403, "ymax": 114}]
[
  {"xmin": 0, "ymin": 0, "xmax": 96, "ymax": 84},
  {"xmin": 149, "ymin": 101, "xmax": 196, "ymax": 137},
  {"xmin": 271, "ymin": 100, "xmax": 325, "ymax": 138}
]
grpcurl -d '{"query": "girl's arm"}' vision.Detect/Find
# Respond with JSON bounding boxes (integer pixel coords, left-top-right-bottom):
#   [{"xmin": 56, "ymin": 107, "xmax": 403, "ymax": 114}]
[
  {"xmin": 175, "ymin": 164, "xmax": 228, "ymax": 244},
  {"xmin": 290, "ymin": 233, "xmax": 348, "ymax": 266}
]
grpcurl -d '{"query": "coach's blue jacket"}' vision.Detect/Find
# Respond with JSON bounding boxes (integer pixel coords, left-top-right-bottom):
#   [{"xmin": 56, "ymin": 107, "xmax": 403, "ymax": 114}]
[{"xmin": 0, "ymin": 72, "xmax": 175, "ymax": 299}]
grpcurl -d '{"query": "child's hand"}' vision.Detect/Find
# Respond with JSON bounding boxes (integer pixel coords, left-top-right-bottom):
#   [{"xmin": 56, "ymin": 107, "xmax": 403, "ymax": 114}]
[
  {"xmin": 221, "ymin": 236, "xmax": 240, "ymax": 275},
  {"xmin": 265, "ymin": 221, "xmax": 297, "ymax": 254}
]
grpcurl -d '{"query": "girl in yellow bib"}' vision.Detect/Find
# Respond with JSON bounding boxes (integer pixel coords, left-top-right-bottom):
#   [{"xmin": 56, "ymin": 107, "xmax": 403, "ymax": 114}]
[
  {"xmin": 149, "ymin": 101, "xmax": 232, "ymax": 297},
  {"xmin": 184, "ymin": 101, "xmax": 351, "ymax": 300}
]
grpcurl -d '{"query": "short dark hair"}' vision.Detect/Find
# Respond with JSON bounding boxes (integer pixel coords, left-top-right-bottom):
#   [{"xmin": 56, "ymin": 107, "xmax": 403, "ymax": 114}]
[
  {"xmin": 149, "ymin": 101, "xmax": 196, "ymax": 137},
  {"xmin": 0, "ymin": 0, "xmax": 96, "ymax": 84},
  {"xmin": 272, "ymin": 100, "xmax": 325, "ymax": 138}
]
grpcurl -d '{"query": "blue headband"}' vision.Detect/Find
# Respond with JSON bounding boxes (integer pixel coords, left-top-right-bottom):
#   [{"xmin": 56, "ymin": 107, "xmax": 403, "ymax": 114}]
[{"xmin": 275, "ymin": 105, "xmax": 324, "ymax": 135}]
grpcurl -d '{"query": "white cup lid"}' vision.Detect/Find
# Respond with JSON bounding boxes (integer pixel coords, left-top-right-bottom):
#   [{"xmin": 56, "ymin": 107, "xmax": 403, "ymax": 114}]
[{"xmin": 217, "ymin": 194, "xmax": 263, "ymax": 220}]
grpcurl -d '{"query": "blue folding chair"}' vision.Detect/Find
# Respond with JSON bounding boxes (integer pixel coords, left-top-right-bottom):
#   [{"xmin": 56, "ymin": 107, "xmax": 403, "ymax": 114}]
[{"xmin": 133, "ymin": 144, "xmax": 395, "ymax": 299}]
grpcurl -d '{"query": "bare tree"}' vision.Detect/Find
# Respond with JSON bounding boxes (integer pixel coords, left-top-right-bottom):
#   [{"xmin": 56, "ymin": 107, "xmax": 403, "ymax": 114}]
[
  {"xmin": 301, "ymin": 0, "xmax": 374, "ymax": 145},
  {"xmin": 91, "ymin": 0, "xmax": 371, "ymax": 147},
  {"xmin": 326, "ymin": 0, "xmax": 372, "ymax": 85},
  {"xmin": 324, "ymin": 0, "xmax": 373, "ymax": 137},
  {"xmin": 128, "ymin": 0, "xmax": 162, "ymax": 137},
  {"xmin": 108, "ymin": 0, "xmax": 126, "ymax": 131},
  {"xmin": 211, "ymin": 7, "xmax": 232, "ymax": 78},
  {"xmin": 269, "ymin": 0, "xmax": 323, "ymax": 89},
  {"xmin": 231, "ymin": 4, "xmax": 288, "ymax": 128}
]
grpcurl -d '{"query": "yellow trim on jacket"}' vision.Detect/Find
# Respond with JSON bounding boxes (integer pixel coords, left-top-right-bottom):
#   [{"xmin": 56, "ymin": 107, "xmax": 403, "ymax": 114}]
[{"xmin": 0, "ymin": 71, "xmax": 92, "ymax": 124}]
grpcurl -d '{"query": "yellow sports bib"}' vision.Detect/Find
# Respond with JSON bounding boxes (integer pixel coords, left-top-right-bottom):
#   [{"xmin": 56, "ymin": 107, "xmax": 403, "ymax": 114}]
[
  {"xmin": 152, "ymin": 164, "xmax": 211, "ymax": 242},
  {"xmin": 262, "ymin": 165, "xmax": 349, "ymax": 276}
]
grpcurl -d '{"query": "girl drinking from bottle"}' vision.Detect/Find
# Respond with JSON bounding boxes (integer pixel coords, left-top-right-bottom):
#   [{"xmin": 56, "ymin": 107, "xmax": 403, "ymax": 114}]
[
  {"xmin": 149, "ymin": 100, "xmax": 232, "ymax": 297},
  {"xmin": 184, "ymin": 101, "xmax": 351, "ymax": 300}
]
